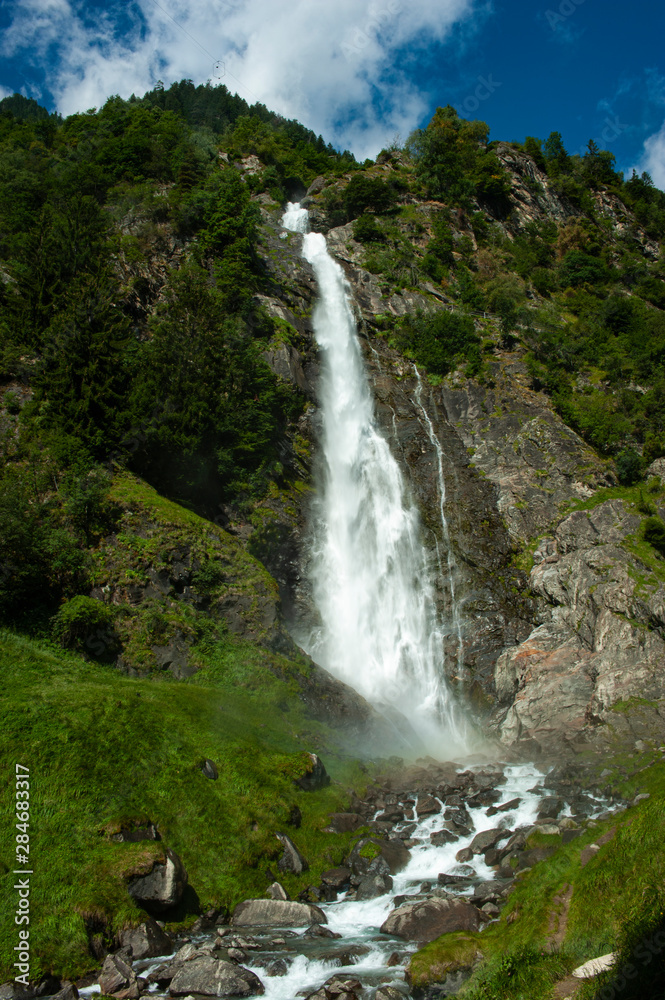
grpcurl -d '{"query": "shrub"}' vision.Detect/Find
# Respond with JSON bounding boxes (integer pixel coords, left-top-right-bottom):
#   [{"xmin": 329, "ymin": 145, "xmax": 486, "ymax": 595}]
[
  {"xmin": 643, "ymin": 516, "xmax": 665, "ymax": 556},
  {"xmin": 51, "ymin": 595, "xmax": 119, "ymax": 658},
  {"xmin": 615, "ymin": 448, "xmax": 642, "ymax": 485},
  {"xmin": 352, "ymin": 214, "xmax": 384, "ymax": 243}
]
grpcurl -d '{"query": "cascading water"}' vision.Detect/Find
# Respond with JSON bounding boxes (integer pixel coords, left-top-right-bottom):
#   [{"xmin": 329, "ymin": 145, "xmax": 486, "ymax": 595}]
[
  {"xmin": 281, "ymin": 204, "xmax": 466, "ymax": 754},
  {"xmin": 412, "ymin": 368, "xmax": 464, "ymax": 678}
]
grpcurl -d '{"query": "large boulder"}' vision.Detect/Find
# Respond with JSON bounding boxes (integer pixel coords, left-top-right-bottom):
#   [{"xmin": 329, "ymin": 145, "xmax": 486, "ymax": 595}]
[
  {"xmin": 232, "ymin": 899, "xmax": 327, "ymax": 927},
  {"xmin": 169, "ymin": 956, "xmax": 264, "ymax": 997},
  {"xmin": 118, "ymin": 917, "xmax": 173, "ymax": 959},
  {"xmin": 127, "ymin": 849, "xmax": 188, "ymax": 914},
  {"xmin": 355, "ymin": 857, "xmax": 393, "ymax": 900},
  {"xmin": 98, "ymin": 955, "xmax": 137, "ymax": 995},
  {"xmin": 294, "ymin": 753, "xmax": 331, "ymax": 791},
  {"xmin": 276, "ymin": 833, "xmax": 309, "ymax": 874},
  {"xmin": 469, "ymin": 828, "xmax": 508, "ymax": 856},
  {"xmin": 346, "ymin": 837, "xmax": 410, "ymax": 877},
  {"xmin": 380, "ymin": 897, "xmax": 481, "ymax": 943}
]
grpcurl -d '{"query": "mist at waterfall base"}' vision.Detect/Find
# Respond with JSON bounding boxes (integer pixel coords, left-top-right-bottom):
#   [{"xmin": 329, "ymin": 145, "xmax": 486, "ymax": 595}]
[{"xmin": 281, "ymin": 204, "xmax": 472, "ymax": 759}]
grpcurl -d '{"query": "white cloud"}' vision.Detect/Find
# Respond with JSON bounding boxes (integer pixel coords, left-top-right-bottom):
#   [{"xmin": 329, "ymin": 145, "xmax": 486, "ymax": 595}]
[
  {"xmin": 1, "ymin": 0, "xmax": 480, "ymax": 157},
  {"xmin": 0, "ymin": 85, "xmax": 12, "ymax": 100},
  {"xmin": 634, "ymin": 120, "xmax": 665, "ymax": 192}
]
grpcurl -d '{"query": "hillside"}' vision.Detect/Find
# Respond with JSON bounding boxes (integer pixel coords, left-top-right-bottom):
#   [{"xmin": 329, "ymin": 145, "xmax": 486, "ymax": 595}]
[{"xmin": 1, "ymin": 82, "xmax": 665, "ymax": 999}]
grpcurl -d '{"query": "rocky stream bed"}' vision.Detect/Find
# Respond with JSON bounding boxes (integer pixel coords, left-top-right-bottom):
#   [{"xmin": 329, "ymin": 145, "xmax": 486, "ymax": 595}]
[{"xmin": 37, "ymin": 756, "xmax": 633, "ymax": 1000}]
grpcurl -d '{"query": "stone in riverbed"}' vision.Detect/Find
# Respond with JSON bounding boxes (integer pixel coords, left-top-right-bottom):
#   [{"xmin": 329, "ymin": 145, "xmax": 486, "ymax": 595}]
[
  {"xmin": 416, "ymin": 795, "xmax": 441, "ymax": 816},
  {"xmin": 355, "ymin": 857, "xmax": 393, "ymax": 900},
  {"xmin": 169, "ymin": 956, "xmax": 264, "ymax": 996},
  {"xmin": 380, "ymin": 897, "xmax": 481, "ymax": 943},
  {"xmin": 346, "ymin": 837, "xmax": 410, "ymax": 876},
  {"xmin": 324, "ymin": 813, "xmax": 364, "ymax": 833},
  {"xmin": 118, "ymin": 917, "xmax": 173, "ymax": 959},
  {"xmin": 98, "ymin": 955, "xmax": 137, "ymax": 996},
  {"xmin": 232, "ymin": 899, "xmax": 326, "ymax": 927},
  {"xmin": 469, "ymin": 828, "xmax": 508, "ymax": 856}
]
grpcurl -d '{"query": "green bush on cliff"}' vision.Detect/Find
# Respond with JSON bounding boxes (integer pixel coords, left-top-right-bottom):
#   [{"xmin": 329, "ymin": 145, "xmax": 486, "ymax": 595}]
[{"xmin": 395, "ymin": 308, "xmax": 479, "ymax": 377}]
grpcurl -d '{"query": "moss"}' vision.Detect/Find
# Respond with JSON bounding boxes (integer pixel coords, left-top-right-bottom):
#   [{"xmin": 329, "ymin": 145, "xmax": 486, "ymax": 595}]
[{"xmin": 358, "ymin": 841, "xmax": 381, "ymax": 860}]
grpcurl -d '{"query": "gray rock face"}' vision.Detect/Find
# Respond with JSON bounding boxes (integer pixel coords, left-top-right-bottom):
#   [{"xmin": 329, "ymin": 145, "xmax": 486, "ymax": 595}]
[
  {"xmin": 380, "ymin": 896, "xmax": 481, "ymax": 943},
  {"xmin": 469, "ymin": 828, "xmax": 508, "ymax": 856},
  {"xmin": 118, "ymin": 917, "xmax": 173, "ymax": 960},
  {"xmin": 127, "ymin": 849, "xmax": 188, "ymax": 913},
  {"xmin": 494, "ymin": 500, "xmax": 665, "ymax": 746},
  {"xmin": 355, "ymin": 857, "xmax": 393, "ymax": 900},
  {"xmin": 232, "ymin": 899, "xmax": 327, "ymax": 927},
  {"xmin": 276, "ymin": 833, "xmax": 309, "ymax": 874},
  {"xmin": 168, "ymin": 956, "xmax": 264, "ymax": 997}
]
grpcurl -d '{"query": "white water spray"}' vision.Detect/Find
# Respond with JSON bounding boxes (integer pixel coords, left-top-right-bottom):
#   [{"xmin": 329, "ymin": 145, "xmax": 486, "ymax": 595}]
[{"xmin": 281, "ymin": 204, "xmax": 466, "ymax": 753}]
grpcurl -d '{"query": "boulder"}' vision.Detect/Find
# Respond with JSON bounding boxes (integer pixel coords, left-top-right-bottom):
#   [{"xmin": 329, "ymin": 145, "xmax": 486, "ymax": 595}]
[
  {"xmin": 324, "ymin": 813, "xmax": 364, "ymax": 833},
  {"xmin": 128, "ymin": 848, "xmax": 187, "ymax": 913},
  {"xmin": 266, "ymin": 882, "xmax": 288, "ymax": 901},
  {"xmin": 416, "ymin": 795, "xmax": 441, "ymax": 816},
  {"xmin": 0, "ymin": 986, "xmax": 34, "ymax": 1000},
  {"xmin": 276, "ymin": 833, "xmax": 309, "ymax": 874},
  {"xmin": 380, "ymin": 897, "xmax": 481, "ymax": 943},
  {"xmin": 355, "ymin": 857, "xmax": 393, "ymax": 900},
  {"xmin": 232, "ymin": 899, "xmax": 326, "ymax": 927},
  {"xmin": 51, "ymin": 987, "xmax": 78, "ymax": 1000},
  {"xmin": 169, "ymin": 956, "xmax": 264, "ymax": 996},
  {"xmin": 346, "ymin": 837, "xmax": 410, "ymax": 877},
  {"xmin": 118, "ymin": 917, "xmax": 173, "ymax": 960},
  {"xmin": 320, "ymin": 867, "xmax": 352, "ymax": 891},
  {"xmin": 98, "ymin": 955, "xmax": 137, "ymax": 995},
  {"xmin": 294, "ymin": 753, "xmax": 330, "ymax": 791},
  {"xmin": 430, "ymin": 830, "xmax": 457, "ymax": 846},
  {"xmin": 469, "ymin": 828, "xmax": 507, "ymax": 856}
]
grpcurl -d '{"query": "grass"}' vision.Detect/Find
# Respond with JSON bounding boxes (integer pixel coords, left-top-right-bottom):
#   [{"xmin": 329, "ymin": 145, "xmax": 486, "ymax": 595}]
[
  {"xmin": 0, "ymin": 629, "xmax": 374, "ymax": 981},
  {"xmin": 409, "ymin": 763, "xmax": 665, "ymax": 1000}
]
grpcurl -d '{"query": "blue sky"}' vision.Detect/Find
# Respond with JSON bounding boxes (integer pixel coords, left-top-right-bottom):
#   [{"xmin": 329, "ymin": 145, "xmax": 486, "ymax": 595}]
[{"xmin": 1, "ymin": 0, "xmax": 664, "ymax": 186}]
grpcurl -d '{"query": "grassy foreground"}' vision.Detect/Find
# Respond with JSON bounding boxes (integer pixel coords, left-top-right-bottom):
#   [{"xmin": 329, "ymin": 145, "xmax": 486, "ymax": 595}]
[{"xmin": 0, "ymin": 630, "xmax": 372, "ymax": 981}]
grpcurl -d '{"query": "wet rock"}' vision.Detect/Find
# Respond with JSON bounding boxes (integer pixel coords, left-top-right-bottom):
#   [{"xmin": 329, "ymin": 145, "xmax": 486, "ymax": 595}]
[
  {"xmin": 118, "ymin": 918, "xmax": 173, "ymax": 960},
  {"xmin": 375, "ymin": 989, "xmax": 405, "ymax": 1000},
  {"xmin": 455, "ymin": 847, "xmax": 473, "ymax": 863},
  {"xmin": 380, "ymin": 897, "xmax": 481, "ymax": 943},
  {"xmin": 469, "ymin": 828, "xmax": 508, "ymax": 856},
  {"xmin": 537, "ymin": 797, "xmax": 563, "ymax": 820},
  {"xmin": 98, "ymin": 955, "xmax": 137, "ymax": 996},
  {"xmin": 232, "ymin": 899, "xmax": 326, "ymax": 927},
  {"xmin": 430, "ymin": 829, "xmax": 457, "ymax": 846},
  {"xmin": 444, "ymin": 806, "xmax": 472, "ymax": 828},
  {"xmin": 51, "ymin": 986, "xmax": 78, "ymax": 1000},
  {"xmin": 487, "ymin": 797, "xmax": 521, "ymax": 817},
  {"xmin": 0, "ymin": 985, "xmax": 34, "ymax": 1000},
  {"xmin": 416, "ymin": 796, "xmax": 441, "ymax": 816},
  {"xmin": 294, "ymin": 753, "xmax": 331, "ymax": 792},
  {"xmin": 304, "ymin": 924, "xmax": 342, "ymax": 939},
  {"xmin": 169, "ymin": 956, "xmax": 264, "ymax": 996},
  {"xmin": 320, "ymin": 867, "xmax": 352, "ymax": 891},
  {"xmin": 276, "ymin": 833, "xmax": 309, "ymax": 875},
  {"xmin": 347, "ymin": 837, "xmax": 411, "ymax": 876},
  {"xmin": 127, "ymin": 849, "xmax": 187, "ymax": 914},
  {"xmin": 355, "ymin": 857, "xmax": 394, "ymax": 900},
  {"xmin": 267, "ymin": 960, "xmax": 288, "ymax": 977},
  {"xmin": 437, "ymin": 872, "xmax": 474, "ymax": 887}
]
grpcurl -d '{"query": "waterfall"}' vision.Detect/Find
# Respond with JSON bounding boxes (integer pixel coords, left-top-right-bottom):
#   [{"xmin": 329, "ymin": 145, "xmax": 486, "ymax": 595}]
[
  {"xmin": 282, "ymin": 204, "xmax": 467, "ymax": 754},
  {"xmin": 412, "ymin": 367, "xmax": 464, "ymax": 678}
]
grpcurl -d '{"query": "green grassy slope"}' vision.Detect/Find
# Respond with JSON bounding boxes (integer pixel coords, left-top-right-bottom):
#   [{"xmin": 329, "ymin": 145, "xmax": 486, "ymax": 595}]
[{"xmin": 0, "ymin": 630, "xmax": 372, "ymax": 981}]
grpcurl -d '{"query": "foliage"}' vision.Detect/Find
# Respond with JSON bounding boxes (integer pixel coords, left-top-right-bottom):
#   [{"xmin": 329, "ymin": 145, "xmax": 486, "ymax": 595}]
[
  {"xmin": 51, "ymin": 595, "xmax": 118, "ymax": 655},
  {"xmin": 615, "ymin": 448, "xmax": 643, "ymax": 485},
  {"xmin": 643, "ymin": 516, "xmax": 665, "ymax": 555},
  {"xmin": 352, "ymin": 213, "xmax": 385, "ymax": 243},
  {"xmin": 394, "ymin": 309, "xmax": 479, "ymax": 377},
  {"xmin": 343, "ymin": 174, "xmax": 395, "ymax": 218}
]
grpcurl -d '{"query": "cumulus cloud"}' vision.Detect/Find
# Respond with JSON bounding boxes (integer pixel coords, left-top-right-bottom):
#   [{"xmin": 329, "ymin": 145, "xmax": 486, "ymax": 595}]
[
  {"xmin": 1, "ymin": 0, "xmax": 480, "ymax": 156},
  {"xmin": 635, "ymin": 121, "xmax": 665, "ymax": 191}
]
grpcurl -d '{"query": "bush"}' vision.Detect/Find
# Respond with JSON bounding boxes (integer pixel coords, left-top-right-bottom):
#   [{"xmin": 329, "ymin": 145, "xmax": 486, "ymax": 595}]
[
  {"xmin": 395, "ymin": 309, "xmax": 479, "ymax": 377},
  {"xmin": 643, "ymin": 516, "xmax": 665, "ymax": 555},
  {"xmin": 615, "ymin": 448, "xmax": 643, "ymax": 485},
  {"xmin": 51, "ymin": 596, "xmax": 119, "ymax": 658},
  {"xmin": 352, "ymin": 214, "xmax": 384, "ymax": 243}
]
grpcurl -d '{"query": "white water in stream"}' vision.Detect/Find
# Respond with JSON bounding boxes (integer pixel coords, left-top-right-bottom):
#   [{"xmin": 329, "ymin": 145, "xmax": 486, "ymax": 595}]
[{"xmin": 281, "ymin": 204, "xmax": 465, "ymax": 755}]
